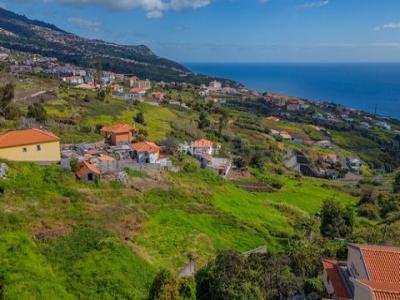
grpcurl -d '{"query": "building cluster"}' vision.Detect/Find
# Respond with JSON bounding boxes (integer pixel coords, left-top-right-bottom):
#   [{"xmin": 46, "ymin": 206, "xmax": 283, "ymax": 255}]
[
  {"xmin": 179, "ymin": 138, "xmax": 232, "ymax": 177},
  {"xmin": 266, "ymin": 93, "xmax": 310, "ymax": 112},
  {"xmin": 0, "ymin": 125, "xmax": 231, "ymax": 183},
  {"xmin": 1, "ymin": 48, "xmax": 153, "ymax": 102},
  {"xmin": 199, "ymin": 80, "xmax": 242, "ymax": 98},
  {"xmin": 322, "ymin": 243, "xmax": 400, "ymax": 300}
]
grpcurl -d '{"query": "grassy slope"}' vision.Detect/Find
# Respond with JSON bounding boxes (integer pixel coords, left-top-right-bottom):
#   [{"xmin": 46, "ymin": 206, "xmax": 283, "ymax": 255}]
[{"xmin": 0, "ymin": 160, "xmax": 357, "ymax": 299}]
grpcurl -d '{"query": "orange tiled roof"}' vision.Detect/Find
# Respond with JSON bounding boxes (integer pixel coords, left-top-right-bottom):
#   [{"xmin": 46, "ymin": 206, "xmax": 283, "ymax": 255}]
[
  {"xmin": 0, "ymin": 128, "xmax": 59, "ymax": 149},
  {"xmin": 320, "ymin": 153, "xmax": 337, "ymax": 159},
  {"xmin": 133, "ymin": 141, "xmax": 160, "ymax": 153},
  {"xmin": 322, "ymin": 259, "xmax": 351, "ymax": 300},
  {"xmin": 357, "ymin": 280, "xmax": 400, "ymax": 300},
  {"xmin": 130, "ymin": 88, "xmax": 144, "ymax": 93},
  {"xmin": 191, "ymin": 138, "xmax": 214, "ymax": 148},
  {"xmin": 351, "ymin": 244, "xmax": 400, "ymax": 284},
  {"xmin": 76, "ymin": 161, "xmax": 101, "ymax": 178},
  {"xmin": 101, "ymin": 123, "xmax": 135, "ymax": 134},
  {"xmin": 97, "ymin": 155, "xmax": 115, "ymax": 161}
]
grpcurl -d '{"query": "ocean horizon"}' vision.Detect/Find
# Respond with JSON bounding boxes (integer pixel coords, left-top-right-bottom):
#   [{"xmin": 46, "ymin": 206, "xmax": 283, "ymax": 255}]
[{"xmin": 185, "ymin": 62, "xmax": 400, "ymax": 119}]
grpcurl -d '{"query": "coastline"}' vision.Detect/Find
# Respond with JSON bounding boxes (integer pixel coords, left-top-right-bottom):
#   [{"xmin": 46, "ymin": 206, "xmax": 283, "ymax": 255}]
[{"xmin": 185, "ymin": 62, "xmax": 400, "ymax": 119}]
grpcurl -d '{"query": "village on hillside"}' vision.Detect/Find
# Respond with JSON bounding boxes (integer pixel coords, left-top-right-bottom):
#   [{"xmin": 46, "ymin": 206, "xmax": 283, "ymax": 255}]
[
  {"xmin": 1, "ymin": 46, "xmax": 399, "ymax": 184},
  {"xmin": 0, "ymin": 46, "xmax": 400, "ymax": 300}
]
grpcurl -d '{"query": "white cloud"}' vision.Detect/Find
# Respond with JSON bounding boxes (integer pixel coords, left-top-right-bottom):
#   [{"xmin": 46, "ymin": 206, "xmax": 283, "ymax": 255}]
[
  {"xmin": 299, "ymin": 0, "xmax": 329, "ymax": 9},
  {"xmin": 40, "ymin": 0, "xmax": 211, "ymax": 18},
  {"xmin": 68, "ymin": 17, "xmax": 102, "ymax": 31},
  {"xmin": 374, "ymin": 22, "xmax": 400, "ymax": 31}
]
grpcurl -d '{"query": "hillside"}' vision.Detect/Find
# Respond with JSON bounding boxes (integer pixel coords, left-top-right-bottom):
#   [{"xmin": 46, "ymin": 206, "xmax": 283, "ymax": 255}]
[
  {"xmin": 0, "ymin": 67, "xmax": 399, "ymax": 298},
  {"xmin": 0, "ymin": 8, "xmax": 211, "ymax": 83}
]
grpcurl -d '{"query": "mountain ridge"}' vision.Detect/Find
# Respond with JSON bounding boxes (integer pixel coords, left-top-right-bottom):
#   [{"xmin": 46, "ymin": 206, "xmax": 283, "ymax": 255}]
[{"xmin": 0, "ymin": 7, "xmax": 210, "ymax": 82}]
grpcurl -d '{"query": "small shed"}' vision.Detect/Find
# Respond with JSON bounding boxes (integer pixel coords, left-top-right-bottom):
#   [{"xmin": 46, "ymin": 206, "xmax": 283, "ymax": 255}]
[
  {"xmin": 132, "ymin": 141, "xmax": 160, "ymax": 164},
  {"xmin": 76, "ymin": 161, "xmax": 101, "ymax": 183}
]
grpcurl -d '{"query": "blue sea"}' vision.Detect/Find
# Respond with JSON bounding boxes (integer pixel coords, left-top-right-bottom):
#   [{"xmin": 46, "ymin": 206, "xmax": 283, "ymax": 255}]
[{"xmin": 185, "ymin": 63, "xmax": 400, "ymax": 119}]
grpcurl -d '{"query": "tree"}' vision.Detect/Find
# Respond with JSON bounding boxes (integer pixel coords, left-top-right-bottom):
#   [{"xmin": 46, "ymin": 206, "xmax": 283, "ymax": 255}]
[
  {"xmin": 394, "ymin": 171, "xmax": 400, "ymax": 193},
  {"xmin": 218, "ymin": 111, "xmax": 229, "ymax": 135},
  {"xmin": 320, "ymin": 199, "xmax": 354, "ymax": 239},
  {"xmin": 195, "ymin": 250, "xmax": 302, "ymax": 300},
  {"xmin": 4, "ymin": 103, "xmax": 21, "ymax": 120},
  {"xmin": 198, "ymin": 111, "xmax": 210, "ymax": 130},
  {"xmin": 288, "ymin": 240, "xmax": 321, "ymax": 278},
  {"xmin": 249, "ymin": 151, "xmax": 265, "ymax": 170},
  {"xmin": 134, "ymin": 112, "xmax": 145, "ymax": 124},
  {"xmin": 0, "ymin": 83, "xmax": 15, "ymax": 119},
  {"xmin": 233, "ymin": 157, "xmax": 247, "ymax": 171},
  {"xmin": 70, "ymin": 158, "xmax": 79, "ymax": 173},
  {"xmin": 160, "ymin": 136, "xmax": 179, "ymax": 153},
  {"xmin": 27, "ymin": 103, "xmax": 47, "ymax": 123},
  {"xmin": 148, "ymin": 270, "xmax": 195, "ymax": 300}
]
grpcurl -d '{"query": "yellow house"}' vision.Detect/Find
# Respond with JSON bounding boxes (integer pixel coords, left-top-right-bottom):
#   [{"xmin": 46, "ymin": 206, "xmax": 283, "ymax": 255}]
[{"xmin": 0, "ymin": 128, "xmax": 61, "ymax": 163}]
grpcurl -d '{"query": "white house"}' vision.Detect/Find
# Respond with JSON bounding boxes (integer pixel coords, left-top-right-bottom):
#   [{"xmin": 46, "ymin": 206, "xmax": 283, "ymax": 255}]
[{"xmin": 190, "ymin": 138, "xmax": 220, "ymax": 156}]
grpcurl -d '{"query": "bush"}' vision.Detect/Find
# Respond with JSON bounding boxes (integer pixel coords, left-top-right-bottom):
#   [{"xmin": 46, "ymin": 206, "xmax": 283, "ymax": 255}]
[
  {"xmin": 27, "ymin": 103, "xmax": 47, "ymax": 123},
  {"xmin": 148, "ymin": 269, "xmax": 180, "ymax": 300},
  {"xmin": 358, "ymin": 203, "xmax": 380, "ymax": 220},
  {"xmin": 320, "ymin": 199, "xmax": 354, "ymax": 239},
  {"xmin": 79, "ymin": 125, "xmax": 92, "ymax": 133}
]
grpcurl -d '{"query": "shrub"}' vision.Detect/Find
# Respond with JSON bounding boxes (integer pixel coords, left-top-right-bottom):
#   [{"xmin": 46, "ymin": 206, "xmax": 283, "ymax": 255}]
[{"xmin": 135, "ymin": 112, "xmax": 145, "ymax": 124}]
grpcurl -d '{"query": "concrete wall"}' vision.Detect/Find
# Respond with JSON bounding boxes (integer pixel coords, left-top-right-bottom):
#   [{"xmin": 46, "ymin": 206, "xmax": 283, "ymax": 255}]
[
  {"xmin": 0, "ymin": 141, "xmax": 60, "ymax": 162},
  {"xmin": 347, "ymin": 246, "xmax": 369, "ymax": 280},
  {"xmin": 352, "ymin": 280, "xmax": 374, "ymax": 300},
  {"xmin": 111, "ymin": 132, "xmax": 133, "ymax": 145}
]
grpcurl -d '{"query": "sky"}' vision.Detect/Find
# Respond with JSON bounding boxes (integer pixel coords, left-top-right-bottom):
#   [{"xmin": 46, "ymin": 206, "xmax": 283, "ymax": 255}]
[{"xmin": 2, "ymin": 0, "xmax": 400, "ymax": 63}]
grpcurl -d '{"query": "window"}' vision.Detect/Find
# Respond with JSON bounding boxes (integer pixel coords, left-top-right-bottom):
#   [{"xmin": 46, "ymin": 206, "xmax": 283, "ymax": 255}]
[
  {"xmin": 36, "ymin": 145, "xmax": 41, "ymax": 151},
  {"xmin": 22, "ymin": 147, "xmax": 27, "ymax": 152}
]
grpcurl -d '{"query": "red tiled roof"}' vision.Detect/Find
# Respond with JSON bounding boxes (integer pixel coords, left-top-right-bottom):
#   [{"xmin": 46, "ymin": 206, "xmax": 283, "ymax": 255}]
[
  {"xmin": 0, "ymin": 128, "xmax": 59, "ymax": 149},
  {"xmin": 191, "ymin": 138, "xmax": 214, "ymax": 148},
  {"xmin": 322, "ymin": 259, "xmax": 351, "ymax": 300},
  {"xmin": 101, "ymin": 123, "xmax": 135, "ymax": 134},
  {"xmin": 76, "ymin": 161, "xmax": 100, "ymax": 178},
  {"xmin": 133, "ymin": 141, "xmax": 160, "ymax": 153},
  {"xmin": 351, "ymin": 244, "xmax": 400, "ymax": 284},
  {"xmin": 357, "ymin": 280, "xmax": 400, "ymax": 300}
]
